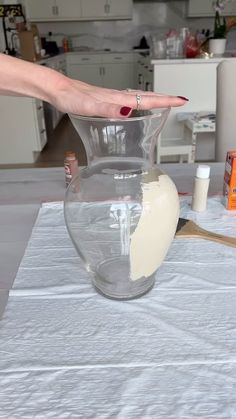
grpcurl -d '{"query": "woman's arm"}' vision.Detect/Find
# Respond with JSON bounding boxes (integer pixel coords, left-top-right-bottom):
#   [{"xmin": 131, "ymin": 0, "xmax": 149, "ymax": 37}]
[{"xmin": 0, "ymin": 53, "xmax": 188, "ymax": 118}]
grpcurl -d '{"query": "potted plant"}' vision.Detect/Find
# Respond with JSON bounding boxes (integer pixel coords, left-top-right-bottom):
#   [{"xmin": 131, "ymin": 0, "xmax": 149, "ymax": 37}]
[{"xmin": 209, "ymin": 0, "xmax": 236, "ymax": 55}]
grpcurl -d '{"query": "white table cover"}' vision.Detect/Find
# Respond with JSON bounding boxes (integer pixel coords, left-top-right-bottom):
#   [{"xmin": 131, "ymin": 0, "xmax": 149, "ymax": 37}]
[{"xmin": 1, "ymin": 197, "xmax": 236, "ymax": 418}]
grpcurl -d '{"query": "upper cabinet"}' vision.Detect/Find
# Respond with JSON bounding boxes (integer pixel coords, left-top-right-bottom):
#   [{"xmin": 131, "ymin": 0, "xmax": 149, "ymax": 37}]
[
  {"xmin": 81, "ymin": 0, "xmax": 133, "ymax": 20},
  {"xmin": 23, "ymin": 0, "xmax": 82, "ymax": 21},
  {"xmin": 188, "ymin": 0, "xmax": 235, "ymax": 17},
  {"xmin": 23, "ymin": 0, "xmax": 57, "ymax": 21},
  {"xmin": 23, "ymin": 0, "xmax": 132, "ymax": 21}
]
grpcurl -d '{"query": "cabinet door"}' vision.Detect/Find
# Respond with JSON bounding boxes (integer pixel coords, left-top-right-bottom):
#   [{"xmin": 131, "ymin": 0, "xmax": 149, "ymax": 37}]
[
  {"xmin": 23, "ymin": 0, "xmax": 82, "ymax": 21},
  {"xmin": 23, "ymin": 0, "xmax": 55, "ymax": 21},
  {"xmin": 56, "ymin": 0, "xmax": 82, "ymax": 20},
  {"xmin": 109, "ymin": 0, "xmax": 132, "ymax": 18},
  {"xmin": 188, "ymin": 0, "xmax": 233, "ymax": 16},
  {"xmin": 81, "ymin": 0, "xmax": 108, "ymax": 19},
  {"xmin": 103, "ymin": 63, "xmax": 134, "ymax": 90},
  {"xmin": 231, "ymin": 2, "xmax": 236, "ymax": 14},
  {"xmin": 67, "ymin": 64, "xmax": 103, "ymax": 87},
  {"xmin": 81, "ymin": 0, "xmax": 132, "ymax": 19}
]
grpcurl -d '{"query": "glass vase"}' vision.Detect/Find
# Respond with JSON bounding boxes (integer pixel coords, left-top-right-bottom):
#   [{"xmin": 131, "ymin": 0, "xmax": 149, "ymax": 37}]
[{"xmin": 64, "ymin": 110, "xmax": 180, "ymax": 300}]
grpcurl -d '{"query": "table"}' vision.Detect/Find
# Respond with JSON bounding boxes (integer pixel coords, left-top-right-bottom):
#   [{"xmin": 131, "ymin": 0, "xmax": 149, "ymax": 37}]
[
  {"xmin": 2, "ymin": 163, "xmax": 236, "ymax": 418},
  {"xmin": 0, "ymin": 164, "xmax": 225, "ymax": 318}
]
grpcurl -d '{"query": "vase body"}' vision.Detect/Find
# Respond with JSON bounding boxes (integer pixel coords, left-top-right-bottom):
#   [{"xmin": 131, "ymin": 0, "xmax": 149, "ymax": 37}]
[
  {"xmin": 65, "ymin": 110, "xmax": 180, "ymax": 300},
  {"xmin": 209, "ymin": 38, "xmax": 226, "ymax": 56}
]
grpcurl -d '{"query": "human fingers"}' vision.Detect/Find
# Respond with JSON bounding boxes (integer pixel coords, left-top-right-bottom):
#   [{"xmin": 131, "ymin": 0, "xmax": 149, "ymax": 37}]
[
  {"xmin": 115, "ymin": 91, "xmax": 188, "ymax": 110},
  {"xmin": 69, "ymin": 93, "xmax": 187, "ymax": 118},
  {"xmin": 92, "ymin": 87, "xmax": 188, "ymax": 109}
]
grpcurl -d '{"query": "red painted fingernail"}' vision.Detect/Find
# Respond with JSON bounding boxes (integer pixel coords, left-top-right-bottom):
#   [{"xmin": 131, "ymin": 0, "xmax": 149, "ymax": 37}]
[
  {"xmin": 177, "ymin": 96, "xmax": 189, "ymax": 101},
  {"xmin": 120, "ymin": 106, "xmax": 132, "ymax": 116}
]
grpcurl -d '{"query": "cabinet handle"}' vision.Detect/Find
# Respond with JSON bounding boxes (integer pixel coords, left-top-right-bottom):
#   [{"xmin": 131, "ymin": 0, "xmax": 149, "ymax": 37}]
[
  {"xmin": 102, "ymin": 67, "xmax": 105, "ymax": 76},
  {"xmin": 52, "ymin": 5, "xmax": 56, "ymax": 15},
  {"xmin": 138, "ymin": 74, "xmax": 143, "ymax": 83},
  {"xmin": 40, "ymin": 129, "xmax": 46, "ymax": 134},
  {"xmin": 37, "ymin": 106, "xmax": 43, "ymax": 110},
  {"xmin": 114, "ymin": 56, "xmax": 122, "ymax": 60},
  {"xmin": 81, "ymin": 57, "xmax": 90, "ymax": 61},
  {"xmin": 56, "ymin": 5, "xmax": 59, "ymax": 15},
  {"xmin": 104, "ymin": 3, "xmax": 110, "ymax": 14}
]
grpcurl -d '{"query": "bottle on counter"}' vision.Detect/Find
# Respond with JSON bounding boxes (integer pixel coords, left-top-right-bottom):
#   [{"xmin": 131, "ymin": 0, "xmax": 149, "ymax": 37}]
[
  {"xmin": 64, "ymin": 151, "xmax": 79, "ymax": 187},
  {"xmin": 62, "ymin": 37, "xmax": 69, "ymax": 52},
  {"xmin": 191, "ymin": 164, "xmax": 210, "ymax": 212}
]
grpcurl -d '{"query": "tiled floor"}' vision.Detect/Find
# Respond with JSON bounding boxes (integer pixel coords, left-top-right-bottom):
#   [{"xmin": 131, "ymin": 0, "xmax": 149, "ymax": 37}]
[{"xmin": 0, "ymin": 115, "xmax": 87, "ymax": 169}]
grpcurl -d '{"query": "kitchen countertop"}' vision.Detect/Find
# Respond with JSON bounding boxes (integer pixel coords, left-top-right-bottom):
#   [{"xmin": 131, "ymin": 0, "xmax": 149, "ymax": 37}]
[
  {"xmin": 151, "ymin": 55, "xmax": 236, "ymax": 65},
  {"xmin": 37, "ymin": 49, "xmax": 147, "ymax": 65}
]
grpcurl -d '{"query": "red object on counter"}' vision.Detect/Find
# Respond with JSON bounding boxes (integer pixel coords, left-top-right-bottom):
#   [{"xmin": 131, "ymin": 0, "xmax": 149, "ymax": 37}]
[
  {"xmin": 62, "ymin": 37, "xmax": 69, "ymax": 52},
  {"xmin": 185, "ymin": 34, "xmax": 200, "ymax": 58}
]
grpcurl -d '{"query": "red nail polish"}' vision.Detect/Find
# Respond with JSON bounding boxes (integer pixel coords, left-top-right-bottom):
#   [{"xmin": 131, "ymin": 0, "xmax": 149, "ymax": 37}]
[
  {"xmin": 177, "ymin": 96, "xmax": 189, "ymax": 101},
  {"xmin": 120, "ymin": 106, "xmax": 132, "ymax": 116}
]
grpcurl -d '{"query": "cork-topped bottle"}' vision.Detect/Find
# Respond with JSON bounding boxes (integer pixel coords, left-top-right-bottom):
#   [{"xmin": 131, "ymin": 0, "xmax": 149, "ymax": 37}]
[{"xmin": 64, "ymin": 151, "xmax": 78, "ymax": 187}]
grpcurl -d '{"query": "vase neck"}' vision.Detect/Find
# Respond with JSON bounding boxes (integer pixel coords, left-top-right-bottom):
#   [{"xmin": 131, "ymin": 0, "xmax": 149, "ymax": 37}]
[{"xmin": 69, "ymin": 110, "xmax": 170, "ymax": 167}]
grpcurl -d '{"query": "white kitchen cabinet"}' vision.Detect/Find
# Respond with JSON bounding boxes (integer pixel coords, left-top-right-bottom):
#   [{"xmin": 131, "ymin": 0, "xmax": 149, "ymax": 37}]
[
  {"xmin": 67, "ymin": 53, "xmax": 135, "ymax": 90},
  {"xmin": 44, "ymin": 55, "xmax": 67, "ymax": 128},
  {"xmin": 136, "ymin": 54, "xmax": 153, "ymax": 90},
  {"xmin": 188, "ymin": 0, "xmax": 234, "ymax": 17},
  {"xmin": 69, "ymin": 64, "xmax": 104, "ymax": 87},
  {"xmin": 0, "ymin": 96, "xmax": 47, "ymax": 164},
  {"xmin": 67, "ymin": 54, "xmax": 103, "ymax": 86},
  {"xmin": 102, "ymin": 53, "xmax": 134, "ymax": 89},
  {"xmin": 23, "ymin": 0, "xmax": 82, "ymax": 21},
  {"xmin": 54, "ymin": 0, "xmax": 81, "ymax": 19},
  {"xmin": 23, "ymin": 0, "xmax": 132, "ymax": 21},
  {"xmin": 22, "ymin": 0, "xmax": 55, "ymax": 21},
  {"xmin": 81, "ymin": 0, "xmax": 132, "ymax": 20},
  {"xmin": 102, "ymin": 63, "xmax": 134, "ymax": 89}
]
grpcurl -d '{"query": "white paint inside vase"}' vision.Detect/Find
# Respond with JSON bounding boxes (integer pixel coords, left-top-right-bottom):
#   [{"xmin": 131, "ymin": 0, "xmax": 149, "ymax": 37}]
[{"xmin": 130, "ymin": 173, "xmax": 179, "ymax": 281}]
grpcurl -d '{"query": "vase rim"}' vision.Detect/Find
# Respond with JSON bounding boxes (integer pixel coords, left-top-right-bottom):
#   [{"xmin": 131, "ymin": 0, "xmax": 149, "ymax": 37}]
[{"xmin": 69, "ymin": 107, "xmax": 170, "ymax": 123}]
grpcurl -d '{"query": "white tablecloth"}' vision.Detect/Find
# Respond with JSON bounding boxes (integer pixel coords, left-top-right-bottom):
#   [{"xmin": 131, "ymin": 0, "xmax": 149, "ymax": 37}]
[{"xmin": 1, "ymin": 194, "xmax": 236, "ymax": 418}]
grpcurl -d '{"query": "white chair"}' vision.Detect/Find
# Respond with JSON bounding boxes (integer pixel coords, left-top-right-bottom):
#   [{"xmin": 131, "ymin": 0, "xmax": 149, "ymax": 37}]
[
  {"xmin": 215, "ymin": 60, "xmax": 236, "ymax": 161},
  {"xmin": 156, "ymin": 135, "xmax": 194, "ymax": 164},
  {"xmin": 156, "ymin": 113, "xmax": 197, "ymax": 164}
]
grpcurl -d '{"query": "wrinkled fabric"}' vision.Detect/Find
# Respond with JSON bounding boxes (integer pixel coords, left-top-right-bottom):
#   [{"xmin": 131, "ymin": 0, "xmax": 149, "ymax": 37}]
[{"xmin": 0, "ymin": 197, "xmax": 236, "ymax": 419}]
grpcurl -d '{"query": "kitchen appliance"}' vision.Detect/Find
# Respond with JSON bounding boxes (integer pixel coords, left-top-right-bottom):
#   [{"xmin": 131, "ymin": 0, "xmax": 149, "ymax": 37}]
[{"xmin": 41, "ymin": 37, "xmax": 59, "ymax": 56}]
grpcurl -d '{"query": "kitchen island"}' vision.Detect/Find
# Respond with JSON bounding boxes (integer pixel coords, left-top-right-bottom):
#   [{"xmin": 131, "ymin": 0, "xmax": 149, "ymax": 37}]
[{"xmin": 151, "ymin": 55, "xmax": 236, "ymax": 161}]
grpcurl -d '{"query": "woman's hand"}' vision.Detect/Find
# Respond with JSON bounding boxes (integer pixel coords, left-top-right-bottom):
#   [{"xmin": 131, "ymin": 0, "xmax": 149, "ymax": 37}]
[
  {"xmin": 51, "ymin": 76, "xmax": 189, "ymax": 118},
  {"xmin": 0, "ymin": 53, "xmax": 188, "ymax": 118}
]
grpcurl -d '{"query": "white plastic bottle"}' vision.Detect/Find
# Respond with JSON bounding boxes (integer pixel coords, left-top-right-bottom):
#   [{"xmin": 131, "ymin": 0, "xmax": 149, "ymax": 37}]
[{"xmin": 191, "ymin": 165, "xmax": 210, "ymax": 212}]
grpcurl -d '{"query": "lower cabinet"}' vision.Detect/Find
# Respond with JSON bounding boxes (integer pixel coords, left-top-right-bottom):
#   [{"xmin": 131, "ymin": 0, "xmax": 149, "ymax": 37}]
[
  {"xmin": 67, "ymin": 53, "xmax": 135, "ymax": 90},
  {"xmin": 0, "ymin": 96, "xmax": 47, "ymax": 164},
  {"xmin": 44, "ymin": 55, "xmax": 67, "ymax": 129}
]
